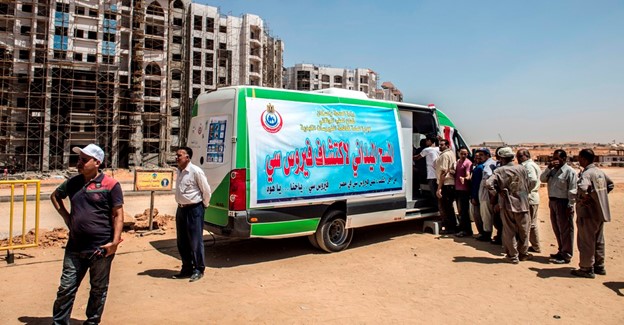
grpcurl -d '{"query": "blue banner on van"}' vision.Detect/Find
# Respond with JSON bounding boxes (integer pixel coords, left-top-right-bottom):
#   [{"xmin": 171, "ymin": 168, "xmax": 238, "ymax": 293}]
[{"xmin": 247, "ymin": 98, "xmax": 404, "ymax": 206}]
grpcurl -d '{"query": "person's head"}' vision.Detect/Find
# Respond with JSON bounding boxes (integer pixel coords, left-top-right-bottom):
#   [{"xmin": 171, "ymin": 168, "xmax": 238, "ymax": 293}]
[
  {"xmin": 516, "ymin": 149, "xmax": 531, "ymax": 163},
  {"xmin": 474, "ymin": 151, "xmax": 484, "ymax": 163},
  {"xmin": 439, "ymin": 139, "xmax": 450, "ymax": 151},
  {"xmin": 497, "ymin": 147, "xmax": 515, "ymax": 164},
  {"xmin": 476, "ymin": 147, "xmax": 491, "ymax": 158},
  {"xmin": 176, "ymin": 146, "xmax": 193, "ymax": 169},
  {"xmin": 72, "ymin": 144, "xmax": 104, "ymax": 177},
  {"xmin": 419, "ymin": 138, "xmax": 427, "ymax": 148},
  {"xmin": 578, "ymin": 148, "xmax": 595, "ymax": 168},
  {"xmin": 494, "ymin": 146, "xmax": 505, "ymax": 160},
  {"xmin": 425, "ymin": 136, "xmax": 437, "ymax": 147},
  {"xmin": 458, "ymin": 147, "xmax": 469, "ymax": 160},
  {"xmin": 551, "ymin": 149, "xmax": 567, "ymax": 168}
]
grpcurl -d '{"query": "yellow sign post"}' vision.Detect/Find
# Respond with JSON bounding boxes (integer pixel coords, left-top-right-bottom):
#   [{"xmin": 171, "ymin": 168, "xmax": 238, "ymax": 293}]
[{"xmin": 134, "ymin": 169, "xmax": 174, "ymax": 231}]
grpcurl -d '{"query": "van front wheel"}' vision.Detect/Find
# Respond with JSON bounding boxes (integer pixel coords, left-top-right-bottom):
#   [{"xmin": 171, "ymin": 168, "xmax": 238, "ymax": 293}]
[{"xmin": 315, "ymin": 210, "xmax": 353, "ymax": 252}]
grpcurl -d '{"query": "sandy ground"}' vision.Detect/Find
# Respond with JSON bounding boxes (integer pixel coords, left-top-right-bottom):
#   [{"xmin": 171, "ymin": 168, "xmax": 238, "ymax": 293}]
[{"xmin": 1, "ymin": 170, "xmax": 624, "ymax": 324}]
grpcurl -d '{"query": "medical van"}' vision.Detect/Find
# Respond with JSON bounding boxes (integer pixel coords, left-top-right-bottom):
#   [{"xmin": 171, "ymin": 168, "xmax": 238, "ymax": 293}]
[{"xmin": 187, "ymin": 86, "xmax": 469, "ymax": 252}]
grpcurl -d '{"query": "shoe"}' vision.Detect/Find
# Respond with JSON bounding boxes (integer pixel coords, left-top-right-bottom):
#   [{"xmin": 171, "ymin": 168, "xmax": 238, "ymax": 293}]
[
  {"xmin": 455, "ymin": 231, "xmax": 472, "ymax": 238},
  {"xmin": 549, "ymin": 258, "xmax": 570, "ymax": 264},
  {"xmin": 519, "ymin": 253, "xmax": 534, "ymax": 261},
  {"xmin": 172, "ymin": 271, "xmax": 192, "ymax": 279},
  {"xmin": 189, "ymin": 271, "xmax": 204, "ymax": 282},
  {"xmin": 505, "ymin": 255, "xmax": 519, "ymax": 264},
  {"xmin": 593, "ymin": 266, "xmax": 607, "ymax": 275},
  {"xmin": 528, "ymin": 247, "xmax": 541, "ymax": 253},
  {"xmin": 571, "ymin": 269, "xmax": 595, "ymax": 279},
  {"xmin": 490, "ymin": 237, "xmax": 502, "ymax": 245},
  {"xmin": 476, "ymin": 233, "xmax": 491, "ymax": 242},
  {"xmin": 550, "ymin": 252, "xmax": 562, "ymax": 259}
]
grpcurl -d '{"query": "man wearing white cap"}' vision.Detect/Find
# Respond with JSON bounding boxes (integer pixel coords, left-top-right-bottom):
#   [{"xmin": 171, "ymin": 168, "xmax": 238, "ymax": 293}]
[
  {"xmin": 50, "ymin": 143, "xmax": 124, "ymax": 324},
  {"xmin": 486, "ymin": 147, "xmax": 534, "ymax": 264}
]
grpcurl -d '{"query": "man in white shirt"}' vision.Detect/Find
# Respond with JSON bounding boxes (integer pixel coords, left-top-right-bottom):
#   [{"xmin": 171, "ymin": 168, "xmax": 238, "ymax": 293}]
[
  {"xmin": 414, "ymin": 136, "xmax": 440, "ymax": 198},
  {"xmin": 173, "ymin": 146, "xmax": 212, "ymax": 282}
]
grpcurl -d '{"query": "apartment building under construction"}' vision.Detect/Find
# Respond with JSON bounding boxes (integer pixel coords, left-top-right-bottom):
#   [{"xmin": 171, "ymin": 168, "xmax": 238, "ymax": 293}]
[{"xmin": 0, "ymin": 0, "xmax": 283, "ymax": 172}]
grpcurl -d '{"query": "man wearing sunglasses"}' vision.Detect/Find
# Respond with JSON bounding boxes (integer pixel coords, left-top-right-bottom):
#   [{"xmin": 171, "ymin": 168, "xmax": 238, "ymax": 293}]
[{"xmin": 50, "ymin": 143, "xmax": 124, "ymax": 324}]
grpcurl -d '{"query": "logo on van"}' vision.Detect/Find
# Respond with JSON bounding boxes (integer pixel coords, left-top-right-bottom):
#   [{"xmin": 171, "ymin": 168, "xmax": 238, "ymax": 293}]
[{"xmin": 260, "ymin": 103, "xmax": 283, "ymax": 133}]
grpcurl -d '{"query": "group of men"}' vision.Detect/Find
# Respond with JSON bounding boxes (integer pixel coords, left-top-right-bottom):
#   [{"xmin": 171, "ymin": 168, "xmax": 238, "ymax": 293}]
[
  {"xmin": 416, "ymin": 138, "xmax": 614, "ymax": 275},
  {"xmin": 50, "ymin": 144, "xmax": 211, "ymax": 324}
]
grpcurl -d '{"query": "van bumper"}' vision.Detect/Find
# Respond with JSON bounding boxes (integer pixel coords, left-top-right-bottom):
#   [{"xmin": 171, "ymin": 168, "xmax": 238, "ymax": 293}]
[{"xmin": 203, "ymin": 212, "xmax": 251, "ymax": 238}]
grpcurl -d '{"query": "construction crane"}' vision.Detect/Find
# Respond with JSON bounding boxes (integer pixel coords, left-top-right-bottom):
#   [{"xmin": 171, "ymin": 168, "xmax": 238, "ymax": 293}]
[{"xmin": 498, "ymin": 133, "xmax": 506, "ymax": 146}]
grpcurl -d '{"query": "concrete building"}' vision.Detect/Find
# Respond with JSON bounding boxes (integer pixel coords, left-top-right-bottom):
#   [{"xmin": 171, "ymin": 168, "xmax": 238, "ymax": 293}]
[
  {"xmin": 0, "ymin": 0, "xmax": 283, "ymax": 171},
  {"xmin": 284, "ymin": 63, "xmax": 402, "ymax": 101}
]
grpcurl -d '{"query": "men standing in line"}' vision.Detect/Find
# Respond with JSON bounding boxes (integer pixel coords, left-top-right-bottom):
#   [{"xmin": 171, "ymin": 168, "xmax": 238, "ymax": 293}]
[
  {"xmin": 486, "ymin": 147, "xmax": 534, "ymax": 264},
  {"xmin": 516, "ymin": 149, "xmax": 542, "ymax": 253},
  {"xmin": 477, "ymin": 148, "xmax": 497, "ymax": 242},
  {"xmin": 540, "ymin": 149, "xmax": 577, "ymax": 264},
  {"xmin": 50, "ymin": 144, "xmax": 124, "ymax": 324},
  {"xmin": 571, "ymin": 149, "xmax": 614, "ymax": 278},
  {"xmin": 173, "ymin": 146, "xmax": 212, "ymax": 282},
  {"xmin": 455, "ymin": 147, "xmax": 473, "ymax": 237},
  {"xmin": 470, "ymin": 150, "xmax": 486, "ymax": 237},
  {"xmin": 435, "ymin": 139, "xmax": 457, "ymax": 234},
  {"xmin": 414, "ymin": 136, "xmax": 440, "ymax": 199}
]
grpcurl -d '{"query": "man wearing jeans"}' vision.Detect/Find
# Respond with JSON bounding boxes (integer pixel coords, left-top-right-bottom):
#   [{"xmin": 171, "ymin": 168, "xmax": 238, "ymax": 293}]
[
  {"xmin": 540, "ymin": 149, "xmax": 577, "ymax": 264},
  {"xmin": 173, "ymin": 146, "xmax": 212, "ymax": 282},
  {"xmin": 50, "ymin": 144, "xmax": 124, "ymax": 324}
]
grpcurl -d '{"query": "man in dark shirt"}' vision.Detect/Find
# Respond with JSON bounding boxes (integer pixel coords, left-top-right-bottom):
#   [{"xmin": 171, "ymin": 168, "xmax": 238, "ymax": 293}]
[{"xmin": 50, "ymin": 144, "xmax": 124, "ymax": 325}]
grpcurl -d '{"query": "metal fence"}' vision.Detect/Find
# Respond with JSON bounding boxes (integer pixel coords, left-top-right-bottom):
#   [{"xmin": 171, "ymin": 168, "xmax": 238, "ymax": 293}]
[{"xmin": 0, "ymin": 180, "xmax": 41, "ymax": 263}]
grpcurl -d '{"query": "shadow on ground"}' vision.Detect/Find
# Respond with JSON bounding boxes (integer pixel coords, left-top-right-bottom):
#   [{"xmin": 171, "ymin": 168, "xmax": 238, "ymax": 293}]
[
  {"xmin": 18, "ymin": 316, "xmax": 82, "ymax": 324},
  {"xmin": 603, "ymin": 281, "xmax": 624, "ymax": 296},
  {"xmin": 145, "ymin": 219, "xmax": 431, "ymax": 268},
  {"xmin": 452, "ymin": 256, "xmax": 505, "ymax": 264},
  {"xmin": 528, "ymin": 266, "xmax": 576, "ymax": 278}
]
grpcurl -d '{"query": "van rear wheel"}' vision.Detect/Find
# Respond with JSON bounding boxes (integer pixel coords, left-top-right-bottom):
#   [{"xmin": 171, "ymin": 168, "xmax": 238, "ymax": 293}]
[
  {"xmin": 315, "ymin": 210, "xmax": 353, "ymax": 252},
  {"xmin": 307, "ymin": 234, "xmax": 320, "ymax": 249}
]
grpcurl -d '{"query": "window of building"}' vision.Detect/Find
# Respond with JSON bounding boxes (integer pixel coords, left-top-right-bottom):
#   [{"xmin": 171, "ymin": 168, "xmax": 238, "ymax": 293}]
[
  {"xmin": 205, "ymin": 39, "xmax": 213, "ymax": 49},
  {"xmin": 334, "ymin": 76, "xmax": 343, "ymax": 84},
  {"xmin": 145, "ymin": 63, "xmax": 161, "ymax": 75},
  {"xmin": 193, "ymin": 37, "xmax": 201, "ymax": 48},
  {"xmin": 171, "ymin": 70, "xmax": 182, "ymax": 80},
  {"xmin": 219, "ymin": 25, "xmax": 227, "ymax": 33},
  {"xmin": 37, "ymin": 5, "xmax": 48, "ymax": 16},
  {"xmin": 75, "ymin": 6, "xmax": 85, "ymax": 15},
  {"xmin": 205, "ymin": 71, "xmax": 213, "ymax": 85},
  {"xmin": 218, "ymin": 77, "xmax": 226, "ymax": 85},
  {"xmin": 74, "ymin": 53, "xmax": 83, "ymax": 61},
  {"xmin": 145, "ymin": 38, "xmax": 164, "ymax": 50},
  {"xmin": 192, "ymin": 70, "xmax": 201, "ymax": 84},
  {"xmin": 192, "ymin": 88, "xmax": 201, "ymax": 98},
  {"xmin": 74, "ymin": 29, "xmax": 84, "ymax": 38},
  {"xmin": 102, "ymin": 55, "xmax": 114, "ymax": 64},
  {"xmin": 103, "ymin": 33, "xmax": 115, "ymax": 42},
  {"xmin": 173, "ymin": 35, "xmax": 182, "ymax": 44},
  {"xmin": 145, "ymin": 24, "xmax": 163, "ymax": 36},
  {"xmin": 171, "ymin": 91, "xmax": 181, "ymax": 99},
  {"xmin": 20, "ymin": 25, "xmax": 31, "ymax": 35},
  {"xmin": 173, "ymin": 0, "xmax": 184, "ymax": 9},
  {"xmin": 205, "ymin": 53, "xmax": 213, "ymax": 67},
  {"xmin": 0, "ymin": 3, "xmax": 12, "ymax": 15},
  {"xmin": 87, "ymin": 54, "xmax": 96, "ymax": 62},
  {"xmin": 56, "ymin": 3, "xmax": 69, "ymax": 13},
  {"xmin": 89, "ymin": 9, "xmax": 98, "ymax": 17},
  {"xmin": 144, "ymin": 80, "xmax": 161, "ymax": 97},
  {"xmin": 206, "ymin": 17, "xmax": 214, "ymax": 32},
  {"xmin": 172, "ymin": 53, "xmax": 182, "ymax": 61},
  {"xmin": 193, "ymin": 15, "xmax": 202, "ymax": 31},
  {"xmin": 104, "ymin": 13, "xmax": 116, "ymax": 20},
  {"xmin": 146, "ymin": 2, "xmax": 165, "ymax": 16},
  {"xmin": 173, "ymin": 17, "xmax": 183, "ymax": 26},
  {"xmin": 54, "ymin": 26, "xmax": 68, "ymax": 36},
  {"xmin": 88, "ymin": 31, "xmax": 97, "ymax": 40},
  {"xmin": 19, "ymin": 50, "xmax": 30, "ymax": 60},
  {"xmin": 22, "ymin": 4, "xmax": 33, "ymax": 12},
  {"xmin": 219, "ymin": 43, "xmax": 226, "ymax": 50},
  {"xmin": 193, "ymin": 51, "xmax": 201, "ymax": 66},
  {"xmin": 53, "ymin": 50, "xmax": 66, "ymax": 59}
]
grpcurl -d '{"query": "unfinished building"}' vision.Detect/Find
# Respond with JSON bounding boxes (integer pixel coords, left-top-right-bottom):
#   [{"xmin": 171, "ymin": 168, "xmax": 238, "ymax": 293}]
[{"xmin": 0, "ymin": 0, "xmax": 283, "ymax": 172}]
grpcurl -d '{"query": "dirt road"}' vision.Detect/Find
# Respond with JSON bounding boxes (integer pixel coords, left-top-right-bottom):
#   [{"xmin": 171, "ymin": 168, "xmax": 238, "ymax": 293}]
[{"xmin": 1, "ymin": 182, "xmax": 624, "ymax": 323}]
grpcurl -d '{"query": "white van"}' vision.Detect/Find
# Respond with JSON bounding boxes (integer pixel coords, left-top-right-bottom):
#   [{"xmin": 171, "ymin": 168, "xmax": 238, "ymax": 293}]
[{"xmin": 187, "ymin": 86, "xmax": 469, "ymax": 252}]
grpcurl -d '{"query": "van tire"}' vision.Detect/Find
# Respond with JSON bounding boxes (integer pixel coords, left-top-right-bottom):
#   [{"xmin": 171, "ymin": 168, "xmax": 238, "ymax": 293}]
[
  {"xmin": 315, "ymin": 210, "xmax": 353, "ymax": 253},
  {"xmin": 307, "ymin": 234, "xmax": 320, "ymax": 249}
]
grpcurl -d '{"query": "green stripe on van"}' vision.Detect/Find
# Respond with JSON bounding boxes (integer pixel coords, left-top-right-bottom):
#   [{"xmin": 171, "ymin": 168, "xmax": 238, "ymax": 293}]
[
  {"xmin": 250, "ymin": 218, "xmax": 320, "ymax": 237},
  {"xmin": 247, "ymin": 87, "xmax": 396, "ymax": 109}
]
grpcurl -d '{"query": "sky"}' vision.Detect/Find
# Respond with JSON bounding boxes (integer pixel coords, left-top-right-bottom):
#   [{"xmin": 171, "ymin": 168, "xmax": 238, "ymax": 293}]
[{"xmin": 198, "ymin": 0, "xmax": 624, "ymax": 145}]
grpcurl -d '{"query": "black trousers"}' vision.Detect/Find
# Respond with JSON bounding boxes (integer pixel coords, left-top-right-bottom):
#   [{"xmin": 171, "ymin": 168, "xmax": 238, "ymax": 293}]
[
  {"xmin": 441, "ymin": 185, "xmax": 457, "ymax": 231},
  {"xmin": 456, "ymin": 190, "xmax": 472, "ymax": 234},
  {"xmin": 176, "ymin": 203, "xmax": 206, "ymax": 274}
]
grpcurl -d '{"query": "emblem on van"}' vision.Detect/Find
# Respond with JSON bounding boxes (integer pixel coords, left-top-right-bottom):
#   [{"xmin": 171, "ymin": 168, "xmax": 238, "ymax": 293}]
[{"xmin": 260, "ymin": 103, "xmax": 283, "ymax": 133}]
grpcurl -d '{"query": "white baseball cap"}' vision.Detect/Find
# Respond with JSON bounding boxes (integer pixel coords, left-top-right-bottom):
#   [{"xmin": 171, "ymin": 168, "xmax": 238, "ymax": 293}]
[{"xmin": 72, "ymin": 144, "xmax": 105, "ymax": 163}]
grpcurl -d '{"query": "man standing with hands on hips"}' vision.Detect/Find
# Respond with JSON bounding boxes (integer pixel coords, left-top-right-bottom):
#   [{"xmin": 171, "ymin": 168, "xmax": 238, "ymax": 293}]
[
  {"xmin": 173, "ymin": 146, "xmax": 212, "ymax": 282},
  {"xmin": 50, "ymin": 143, "xmax": 124, "ymax": 324}
]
